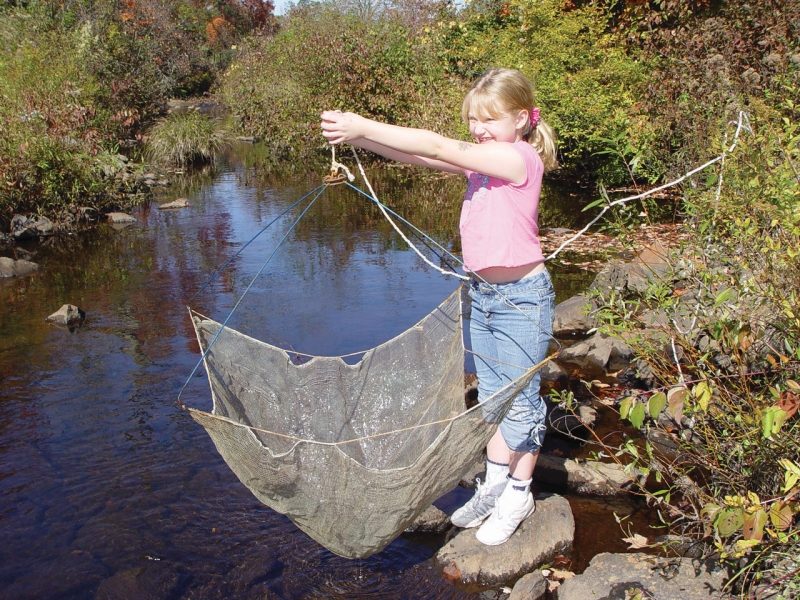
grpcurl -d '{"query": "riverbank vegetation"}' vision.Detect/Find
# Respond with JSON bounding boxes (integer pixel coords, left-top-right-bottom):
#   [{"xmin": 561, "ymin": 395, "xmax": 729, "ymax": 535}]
[{"xmin": 0, "ymin": 0, "xmax": 274, "ymax": 224}]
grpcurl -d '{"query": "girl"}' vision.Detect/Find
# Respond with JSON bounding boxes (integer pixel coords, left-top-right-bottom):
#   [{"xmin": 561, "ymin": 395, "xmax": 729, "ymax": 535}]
[{"xmin": 320, "ymin": 68, "xmax": 557, "ymax": 546}]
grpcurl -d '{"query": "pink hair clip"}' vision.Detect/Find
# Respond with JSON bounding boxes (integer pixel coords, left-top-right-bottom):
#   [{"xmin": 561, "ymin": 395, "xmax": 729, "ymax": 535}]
[{"xmin": 530, "ymin": 107, "xmax": 541, "ymax": 127}]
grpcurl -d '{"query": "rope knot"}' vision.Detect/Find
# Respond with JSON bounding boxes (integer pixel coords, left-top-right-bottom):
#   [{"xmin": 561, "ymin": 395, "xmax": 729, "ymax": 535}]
[{"xmin": 324, "ymin": 146, "xmax": 354, "ymax": 186}]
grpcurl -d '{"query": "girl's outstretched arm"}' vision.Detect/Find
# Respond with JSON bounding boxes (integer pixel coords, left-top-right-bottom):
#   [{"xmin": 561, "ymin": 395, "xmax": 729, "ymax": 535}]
[
  {"xmin": 353, "ymin": 139, "xmax": 465, "ymax": 174},
  {"xmin": 320, "ymin": 111, "xmax": 526, "ymax": 183}
]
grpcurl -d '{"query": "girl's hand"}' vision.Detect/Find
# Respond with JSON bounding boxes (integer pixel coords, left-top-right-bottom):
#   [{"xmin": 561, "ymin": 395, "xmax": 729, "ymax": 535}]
[{"xmin": 320, "ymin": 110, "xmax": 365, "ymax": 145}]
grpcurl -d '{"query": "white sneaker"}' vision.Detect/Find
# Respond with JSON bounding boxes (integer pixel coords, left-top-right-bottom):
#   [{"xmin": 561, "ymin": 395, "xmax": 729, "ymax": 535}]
[
  {"xmin": 450, "ymin": 478, "xmax": 505, "ymax": 528},
  {"xmin": 475, "ymin": 492, "xmax": 535, "ymax": 545}
]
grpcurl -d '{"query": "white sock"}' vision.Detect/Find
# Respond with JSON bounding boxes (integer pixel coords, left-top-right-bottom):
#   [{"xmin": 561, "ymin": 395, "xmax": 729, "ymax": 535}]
[
  {"xmin": 500, "ymin": 476, "xmax": 532, "ymax": 508},
  {"xmin": 485, "ymin": 459, "xmax": 509, "ymax": 491}
]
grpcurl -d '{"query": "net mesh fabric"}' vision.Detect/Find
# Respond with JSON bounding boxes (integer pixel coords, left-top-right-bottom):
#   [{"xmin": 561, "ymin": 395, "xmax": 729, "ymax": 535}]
[{"xmin": 189, "ymin": 289, "xmax": 538, "ymax": 558}]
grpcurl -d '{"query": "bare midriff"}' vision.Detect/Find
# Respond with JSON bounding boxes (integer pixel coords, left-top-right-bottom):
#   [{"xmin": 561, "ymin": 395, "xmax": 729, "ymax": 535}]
[{"xmin": 473, "ymin": 261, "xmax": 545, "ymax": 284}]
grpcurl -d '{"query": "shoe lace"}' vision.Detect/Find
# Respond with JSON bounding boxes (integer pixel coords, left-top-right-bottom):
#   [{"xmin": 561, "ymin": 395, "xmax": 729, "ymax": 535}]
[{"xmin": 474, "ymin": 477, "xmax": 497, "ymax": 501}]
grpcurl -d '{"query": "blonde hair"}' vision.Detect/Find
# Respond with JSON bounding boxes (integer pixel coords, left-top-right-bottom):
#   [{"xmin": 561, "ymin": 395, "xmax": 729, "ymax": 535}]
[{"xmin": 461, "ymin": 68, "xmax": 558, "ymax": 172}]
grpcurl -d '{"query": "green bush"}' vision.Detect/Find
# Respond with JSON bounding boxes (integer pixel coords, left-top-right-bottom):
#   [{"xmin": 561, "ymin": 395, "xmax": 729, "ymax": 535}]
[
  {"xmin": 220, "ymin": 0, "xmax": 650, "ymax": 182},
  {"xmin": 0, "ymin": 12, "xmax": 117, "ymax": 220},
  {"xmin": 435, "ymin": 0, "xmax": 652, "ymax": 183},
  {"xmin": 216, "ymin": 4, "xmax": 467, "ymax": 156},
  {"xmin": 573, "ymin": 114, "xmax": 800, "ymax": 598},
  {"xmin": 616, "ymin": 0, "xmax": 800, "ymax": 180}
]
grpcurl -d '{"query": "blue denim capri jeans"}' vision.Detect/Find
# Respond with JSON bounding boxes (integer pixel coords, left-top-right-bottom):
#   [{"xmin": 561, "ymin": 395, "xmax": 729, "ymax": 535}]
[{"xmin": 468, "ymin": 269, "xmax": 556, "ymax": 453}]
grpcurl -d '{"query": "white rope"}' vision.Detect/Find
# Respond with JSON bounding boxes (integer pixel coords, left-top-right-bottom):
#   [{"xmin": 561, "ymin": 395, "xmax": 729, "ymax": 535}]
[
  {"xmin": 348, "ymin": 146, "xmax": 469, "ymax": 281},
  {"xmin": 546, "ymin": 111, "xmax": 752, "ymax": 261},
  {"xmin": 330, "ymin": 145, "xmax": 355, "ymax": 182}
]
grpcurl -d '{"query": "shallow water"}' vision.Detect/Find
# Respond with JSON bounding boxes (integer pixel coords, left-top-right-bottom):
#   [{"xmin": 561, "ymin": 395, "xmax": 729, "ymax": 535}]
[{"xmin": 0, "ymin": 146, "xmax": 650, "ymax": 599}]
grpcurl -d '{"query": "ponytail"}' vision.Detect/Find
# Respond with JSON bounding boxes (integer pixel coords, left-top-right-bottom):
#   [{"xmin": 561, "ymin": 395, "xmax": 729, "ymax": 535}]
[{"xmin": 526, "ymin": 119, "xmax": 558, "ymax": 173}]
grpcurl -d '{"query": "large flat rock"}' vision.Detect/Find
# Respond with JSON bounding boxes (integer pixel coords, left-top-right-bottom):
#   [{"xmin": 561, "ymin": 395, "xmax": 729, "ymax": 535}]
[
  {"xmin": 436, "ymin": 493, "xmax": 574, "ymax": 585},
  {"xmin": 556, "ymin": 552, "xmax": 728, "ymax": 600}
]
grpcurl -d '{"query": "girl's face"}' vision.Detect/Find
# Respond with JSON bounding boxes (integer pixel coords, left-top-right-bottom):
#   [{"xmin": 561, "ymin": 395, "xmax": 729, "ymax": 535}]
[{"xmin": 467, "ymin": 107, "xmax": 528, "ymax": 145}]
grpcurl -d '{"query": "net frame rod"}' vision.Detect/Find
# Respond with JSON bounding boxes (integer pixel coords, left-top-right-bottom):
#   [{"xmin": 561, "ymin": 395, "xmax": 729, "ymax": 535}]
[{"xmin": 178, "ymin": 185, "xmax": 327, "ymax": 401}]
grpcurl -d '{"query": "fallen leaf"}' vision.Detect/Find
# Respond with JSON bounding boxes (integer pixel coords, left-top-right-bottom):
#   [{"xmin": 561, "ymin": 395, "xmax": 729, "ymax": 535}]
[
  {"xmin": 442, "ymin": 564, "xmax": 461, "ymax": 581},
  {"xmin": 551, "ymin": 569, "xmax": 575, "ymax": 580},
  {"xmin": 623, "ymin": 533, "xmax": 650, "ymax": 549},
  {"xmin": 777, "ymin": 392, "xmax": 799, "ymax": 420}
]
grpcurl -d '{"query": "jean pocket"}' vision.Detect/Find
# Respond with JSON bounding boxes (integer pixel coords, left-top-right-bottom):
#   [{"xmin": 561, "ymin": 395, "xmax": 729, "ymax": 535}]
[{"xmin": 501, "ymin": 287, "xmax": 545, "ymax": 312}]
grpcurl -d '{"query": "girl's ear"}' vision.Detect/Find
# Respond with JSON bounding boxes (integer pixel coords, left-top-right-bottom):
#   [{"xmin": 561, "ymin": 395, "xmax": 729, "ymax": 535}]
[{"xmin": 514, "ymin": 109, "xmax": 529, "ymax": 131}]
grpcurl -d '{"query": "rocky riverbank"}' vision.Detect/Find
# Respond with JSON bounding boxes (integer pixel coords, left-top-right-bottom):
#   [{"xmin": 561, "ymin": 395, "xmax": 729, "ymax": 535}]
[
  {"xmin": 411, "ymin": 241, "xmax": 737, "ymax": 599},
  {"xmin": 0, "ymin": 151, "xmax": 182, "ymax": 248}
]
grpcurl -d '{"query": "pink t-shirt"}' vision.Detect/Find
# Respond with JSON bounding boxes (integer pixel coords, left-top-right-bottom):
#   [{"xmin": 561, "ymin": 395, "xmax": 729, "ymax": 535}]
[{"xmin": 459, "ymin": 141, "xmax": 544, "ymax": 273}]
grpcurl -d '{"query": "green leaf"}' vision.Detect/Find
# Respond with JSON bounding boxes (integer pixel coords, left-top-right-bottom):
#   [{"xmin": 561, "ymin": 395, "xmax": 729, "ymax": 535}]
[
  {"xmin": 582, "ymin": 197, "xmax": 606, "ymax": 212},
  {"xmin": 629, "ymin": 402, "xmax": 646, "ymax": 429},
  {"xmin": 761, "ymin": 409, "xmax": 774, "ymax": 439},
  {"xmin": 715, "ymin": 507, "xmax": 744, "ymax": 537},
  {"xmin": 620, "ymin": 396, "xmax": 633, "ymax": 420},
  {"xmin": 648, "ymin": 392, "xmax": 666, "ymax": 419},
  {"xmin": 713, "ymin": 288, "xmax": 736, "ymax": 310}
]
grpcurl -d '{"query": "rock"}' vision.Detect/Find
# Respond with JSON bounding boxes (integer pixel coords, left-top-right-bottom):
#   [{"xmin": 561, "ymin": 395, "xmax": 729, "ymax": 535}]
[
  {"xmin": 107, "ymin": 212, "xmax": 137, "ymax": 223},
  {"xmin": 534, "ymin": 454, "xmax": 643, "ymax": 495},
  {"xmin": 436, "ymin": 493, "xmax": 574, "ymax": 585},
  {"xmin": 33, "ymin": 215, "xmax": 54, "ymax": 236},
  {"xmin": 459, "ymin": 456, "xmax": 486, "ymax": 489},
  {"xmin": 0, "ymin": 256, "xmax": 41, "ymax": 277},
  {"xmin": 741, "ymin": 67, "xmax": 761, "ymax": 85},
  {"xmin": 11, "ymin": 214, "xmax": 54, "ymax": 239},
  {"xmin": 158, "ymin": 198, "xmax": 190, "ymax": 210},
  {"xmin": 405, "ymin": 504, "xmax": 450, "ymax": 533},
  {"xmin": 542, "ymin": 227, "xmax": 575, "ymax": 236},
  {"xmin": 509, "ymin": 571, "xmax": 548, "ymax": 600},
  {"xmin": 556, "ymin": 553, "xmax": 727, "ymax": 600},
  {"xmin": 11, "ymin": 214, "xmax": 35, "ymax": 239},
  {"xmin": 14, "ymin": 247, "xmax": 36, "ymax": 261},
  {"xmin": 791, "ymin": 53, "xmax": 800, "ymax": 65},
  {"xmin": 78, "ymin": 207, "xmax": 97, "ymax": 221},
  {"xmin": 547, "ymin": 401, "xmax": 597, "ymax": 437},
  {"xmin": 639, "ymin": 303, "xmax": 697, "ymax": 335},
  {"xmin": 557, "ymin": 332, "xmax": 633, "ymax": 376},
  {"xmin": 553, "ymin": 294, "xmax": 597, "ymax": 337},
  {"xmin": 46, "ymin": 304, "xmax": 85, "ymax": 326},
  {"xmin": 589, "ymin": 258, "xmax": 629, "ymax": 295},
  {"xmin": 625, "ymin": 242, "xmax": 670, "ymax": 293},
  {"xmin": 540, "ymin": 359, "xmax": 567, "ymax": 384},
  {"xmin": 95, "ymin": 564, "xmax": 181, "ymax": 600},
  {"xmin": 591, "ymin": 242, "xmax": 670, "ymax": 296}
]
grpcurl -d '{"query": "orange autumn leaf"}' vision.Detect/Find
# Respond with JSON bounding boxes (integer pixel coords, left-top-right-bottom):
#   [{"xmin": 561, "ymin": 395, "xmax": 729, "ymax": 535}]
[{"xmin": 777, "ymin": 392, "xmax": 799, "ymax": 420}]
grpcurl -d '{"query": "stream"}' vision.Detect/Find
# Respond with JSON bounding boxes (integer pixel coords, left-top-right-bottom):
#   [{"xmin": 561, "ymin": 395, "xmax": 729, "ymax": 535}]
[{"xmin": 0, "ymin": 143, "xmax": 655, "ymax": 599}]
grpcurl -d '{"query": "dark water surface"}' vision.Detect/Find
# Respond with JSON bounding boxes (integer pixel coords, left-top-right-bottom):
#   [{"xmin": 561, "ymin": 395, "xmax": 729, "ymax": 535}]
[{"xmin": 0, "ymin": 147, "xmax": 645, "ymax": 599}]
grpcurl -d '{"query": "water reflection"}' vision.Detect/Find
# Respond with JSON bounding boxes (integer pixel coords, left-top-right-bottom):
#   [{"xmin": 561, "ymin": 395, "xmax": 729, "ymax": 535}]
[{"xmin": 0, "ymin": 144, "xmax": 600, "ymax": 599}]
